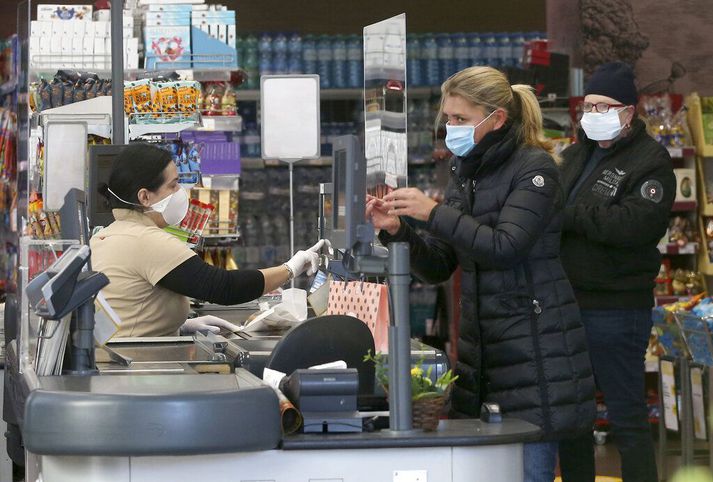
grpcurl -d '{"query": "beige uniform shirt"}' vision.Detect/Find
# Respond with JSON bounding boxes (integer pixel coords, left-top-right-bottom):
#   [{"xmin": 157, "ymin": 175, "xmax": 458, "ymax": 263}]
[{"xmin": 90, "ymin": 209, "xmax": 196, "ymax": 337}]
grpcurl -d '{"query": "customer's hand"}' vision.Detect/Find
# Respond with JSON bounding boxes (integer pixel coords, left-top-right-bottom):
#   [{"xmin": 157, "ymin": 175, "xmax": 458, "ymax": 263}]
[
  {"xmin": 382, "ymin": 188, "xmax": 438, "ymax": 222},
  {"xmin": 181, "ymin": 315, "xmax": 239, "ymax": 334},
  {"xmin": 285, "ymin": 239, "xmax": 325, "ymax": 278},
  {"xmin": 366, "ymin": 195, "xmax": 401, "ymax": 235}
]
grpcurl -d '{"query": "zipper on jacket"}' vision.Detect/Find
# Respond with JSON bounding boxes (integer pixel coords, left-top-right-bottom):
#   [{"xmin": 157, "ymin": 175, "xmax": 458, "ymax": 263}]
[{"xmin": 523, "ymin": 263, "xmax": 552, "ymax": 433}]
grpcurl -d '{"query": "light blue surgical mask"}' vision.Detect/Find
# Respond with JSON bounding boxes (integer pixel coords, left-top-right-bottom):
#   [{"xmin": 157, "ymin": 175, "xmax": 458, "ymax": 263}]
[{"xmin": 445, "ymin": 110, "xmax": 497, "ymax": 157}]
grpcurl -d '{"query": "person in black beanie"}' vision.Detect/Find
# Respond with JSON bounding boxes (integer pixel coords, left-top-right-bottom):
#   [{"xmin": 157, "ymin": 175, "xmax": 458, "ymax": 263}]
[{"xmin": 557, "ymin": 62, "xmax": 674, "ymax": 481}]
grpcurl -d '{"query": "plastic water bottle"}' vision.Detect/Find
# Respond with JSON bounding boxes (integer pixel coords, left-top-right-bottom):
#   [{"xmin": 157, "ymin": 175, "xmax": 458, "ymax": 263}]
[
  {"xmin": 422, "ymin": 34, "xmax": 439, "ymax": 86},
  {"xmin": 287, "ymin": 33, "xmax": 303, "ymax": 74},
  {"xmin": 273, "ymin": 32, "xmax": 288, "ymax": 56},
  {"xmin": 302, "ymin": 35, "xmax": 317, "ymax": 74},
  {"xmin": 244, "ymin": 34, "xmax": 259, "ymax": 88},
  {"xmin": 510, "ymin": 32, "xmax": 526, "ymax": 68},
  {"xmin": 332, "ymin": 35, "xmax": 347, "ymax": 89},
  {"xmin": 483, "ymin": 32, "xmax": 498, "ymax": 66},
  {"xmin": 453, "ymin": 32, "xmax": 470, "ymax": 72},
  {"xmin": 258, "ymin": 32, "xmax": 272, "ymax": 58},
  {"xmin": 407, "ymin": 34, "xmax": 422, "ymax": 87},
  {"xmin": 274, "ymin": 52, "xmax": 287, "ymax": 75},
  {"xmin": 317, "ymin": 35, "xmax": 333, "ymax": 89},
  {"xmin": 346, "ymin": 35, "xmax": 363, "ymax": 88},
  {"xmin": 437, "ymin": 33, "xmax": 455, "ymax": 82},
  {"xmin": 244, "ymin": 122, "xmax": 260, "ymax": 158},
  {"xmin": 259, "ymin": 52, "xmax": 273, "ymax": 76},
  {"xmin": 497, "ymin": 33, "xmax": 512, "ymax": 67},
  {"xmin": 468, "ymin": 33, "xmax": 483, "ymax": 66}
]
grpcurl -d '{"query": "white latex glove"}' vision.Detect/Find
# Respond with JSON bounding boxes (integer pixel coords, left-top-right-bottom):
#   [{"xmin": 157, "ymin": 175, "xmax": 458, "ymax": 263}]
[
  {"xmin": 180, "ymin": 315, "xmax": 239, "ymax": 335},
  {"xmin": 285, "ymin": 239, "xmax": 325, "ymax": 279}
]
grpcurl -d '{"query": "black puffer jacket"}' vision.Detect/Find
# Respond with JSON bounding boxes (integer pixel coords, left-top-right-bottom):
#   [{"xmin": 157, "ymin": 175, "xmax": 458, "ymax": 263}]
[
  {"xmin": 381, "ymin": 125, "xmax": 595, "ymax": 440},
  {"xmin": 560, "ymin": 119, "xmax": 675, "ymax": 309}
]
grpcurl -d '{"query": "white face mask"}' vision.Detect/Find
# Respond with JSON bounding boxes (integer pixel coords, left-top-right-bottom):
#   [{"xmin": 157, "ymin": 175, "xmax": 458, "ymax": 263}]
[
  {"xmin": 150, "ymin": 187, "xmax": 190, "ymax": 226},
  {"xmin": 580, "ymin": 109, "xmax": 624, "ymax": 141}
]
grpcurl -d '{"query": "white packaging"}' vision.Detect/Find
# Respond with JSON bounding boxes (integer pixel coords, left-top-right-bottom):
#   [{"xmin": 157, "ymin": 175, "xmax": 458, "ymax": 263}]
[
  {"xmin": 83, "ymin": 21, "xmax": 95, "ymax": 39},
  {"xmin": 50, "ymin": 20, "xmax": 63, "ymax": 38},
  {"xmin": 71, "ymin": 36, "xmax": 83, "ymax": 66},
  {"xmin": 37, "ymin": 5, "xmax": 93, "ymax": 21},
  {"xmin": 93, "ymin": 9, "xmax": 111, "ymax": 22},
  {"xmin": 208, "ymin": 23, "xmax": 219, "ymax": 40},
  {"xmin": 30, "ymin": 21, "xmax": 40, "ymax": 37},
  {"xmin": 125, "ymin": 37, "xmax": 139, "ymax": 70},
  {"xmin": 82, "ymin": 36, "xmax": 94, "ymax": 56},
  {"xmin": 73, "ymin": 20, "xmax": 85, "ymax": 37},
  {"xmin": 29, "ymin": 37, "xmax": 39, "ymax": 67},
  {"xmin": 94, "ymin": 21, "xmax": 109, "ymax": 38},
  {"xmin": 227, "ymin": 24, "xmax": 236, "ymax": 47},
  {"xmin": 93, "ymin": 37, "xmax": 106, "ymax": 69},
  {"xmin": 39, "ymin": 21, "xmax": 53, "ymax": 38},
  {"xmin": 217, "ymin": 24, "xmax": 227, "ymax": 44}
]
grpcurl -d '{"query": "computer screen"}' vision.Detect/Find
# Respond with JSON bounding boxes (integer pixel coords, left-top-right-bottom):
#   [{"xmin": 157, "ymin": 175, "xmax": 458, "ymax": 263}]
[
  {"xmin": 88, "ymin": 144, "xmax": 128, "ymax": 229},
  {"xmin": 332, "ymin": 135, "xmax": 369, "ymax": 256}
]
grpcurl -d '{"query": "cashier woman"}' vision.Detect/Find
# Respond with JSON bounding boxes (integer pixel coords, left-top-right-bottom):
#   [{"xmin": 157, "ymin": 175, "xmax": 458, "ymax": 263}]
[{"xmin": 91, "ymin": 143, "xmax": 324, "ymax": 337}]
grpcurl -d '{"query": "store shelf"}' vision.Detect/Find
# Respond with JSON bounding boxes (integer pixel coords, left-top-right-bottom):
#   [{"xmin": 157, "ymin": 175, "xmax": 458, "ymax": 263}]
[
  {"xmin": 237, "ymin": 86, "xmax": 438, "ymax": 102},
  {"xmin": 29, "ymin": 67, "xmax": 236, "ymax": 83},
  {"xmin": 658, "ymin": 242, "xmax": 698, "ymax": 255},
  {"xmin": 190, "ymin": 115, "xmax": 242, "ymax": 132},
  {"xmin": 241, "ymin": 157, "xmax": 332, "ymax": 168},
  {"xmin": 128, "ymin": 120, "xmax": 200, "ymax": 139},
  {"xmin": 666, "ymin": 146, "xmax": 696, "ymax": 159},
  {"xmin": 655, "ymin": 295, "xmax": 690, "ymax": 306},
  {"xmin": 671, "ymin": 200, "xmax": 698, "ymax": 212}
]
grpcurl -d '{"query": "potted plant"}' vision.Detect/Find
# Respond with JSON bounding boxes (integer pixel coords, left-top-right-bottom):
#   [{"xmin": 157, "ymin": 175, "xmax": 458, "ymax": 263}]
[{"xmin": 364, "ymin": 349, "xmax": 458, "ymax": 431}]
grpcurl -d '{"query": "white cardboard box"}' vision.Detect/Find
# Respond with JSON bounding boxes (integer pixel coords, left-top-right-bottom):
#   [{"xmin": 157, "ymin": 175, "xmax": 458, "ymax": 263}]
[{"xmin": 674, "ymin": 168, "xmax": 696, "ymax": 203}]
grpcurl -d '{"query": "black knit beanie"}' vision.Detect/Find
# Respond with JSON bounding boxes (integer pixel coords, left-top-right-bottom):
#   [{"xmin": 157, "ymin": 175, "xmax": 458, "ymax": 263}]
[{"xmin": 585, "ymin": 62, "xmax": 638, "ymax": 106}]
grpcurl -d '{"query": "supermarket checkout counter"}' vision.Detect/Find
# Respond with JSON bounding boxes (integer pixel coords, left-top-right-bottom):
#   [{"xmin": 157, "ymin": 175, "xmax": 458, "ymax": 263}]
[{"xmin": 6, "ymin": 305, "xmax": 541, "ymax": 482}]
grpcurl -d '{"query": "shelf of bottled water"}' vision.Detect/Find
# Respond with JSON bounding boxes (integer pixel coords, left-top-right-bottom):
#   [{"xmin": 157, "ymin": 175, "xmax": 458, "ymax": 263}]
[{"xmin": 236, "ymin": 31, "xmax": 546, "ymax": 90}]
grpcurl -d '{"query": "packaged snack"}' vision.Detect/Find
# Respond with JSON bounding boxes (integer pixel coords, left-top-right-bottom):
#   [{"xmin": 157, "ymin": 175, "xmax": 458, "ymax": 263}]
[
  {"xmin": 131, "ymin": 79, "xmax": 154, "ymax": 114},
  {"xmin": 123, "ymin": 81, "xmax": 136, "ymax": 114},
  {"xmin": 50, "ymin": 78, "xmax": 64, "ymax": 108},
  {"xmin": 221, "ymin": 82, "xmax": 237, "ymax": 116},
  {"xmin": 39, "ymin": 79, "xmax": 52, "ymax": 111},
  {"xmin": 176, "ymin": 81, "xmax": 200, "ymax": 113},
  {"xmin": 157, "ymin": 81, "xmax": 178, "ymax": 115},
  {"xmin": 62, "ymin": 80, "xmax": 74, "ymax": 105},
  {"xmin": 72, "ymin": 80, "xmax": 87, "ymax": 103}
]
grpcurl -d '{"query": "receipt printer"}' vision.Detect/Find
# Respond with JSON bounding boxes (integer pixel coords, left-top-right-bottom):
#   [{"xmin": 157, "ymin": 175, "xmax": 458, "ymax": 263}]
[{"xmin": 282, "ymin": 368, "xmax": 360, "ymax": 433}]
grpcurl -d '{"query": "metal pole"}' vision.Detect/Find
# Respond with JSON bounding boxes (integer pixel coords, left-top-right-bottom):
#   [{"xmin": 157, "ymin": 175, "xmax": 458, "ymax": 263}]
[
  {"xmin": 387, "ymin": 241, "xmax": 412, "ymax": 431},
  {"xmin": 289, "ymin": 162, "xmax": 295, "ymax": 288},
  {"xmin": 657, "ymin": 359, "xmax": 667, "ymax": 482},
  {"xmin": 69, "ymin": 301, "xmax": 97, "ymax": 374},
  {"xmin": 680, "ymin": 356, "xmax": 694, "ymax": 466},
  {"xmin": 110, "ymin": 1, "xmax": 125, "ymax": 144}
]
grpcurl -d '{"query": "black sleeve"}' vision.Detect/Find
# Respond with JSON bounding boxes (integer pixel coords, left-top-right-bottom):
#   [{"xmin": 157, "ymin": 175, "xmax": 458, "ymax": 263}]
[
  {"xmin": 427, "ymin": 155, "xmax": 560, "ymax": 270},
  {"xmin": 379, "ymin": 217, "xmax": 459, "ymax": 285},
  {"xmin": 157, "ymin": 256, "xmax": 265, "ymax": 305},
  {"xmin": 562, "ymin": 156, "xmax": 675, "ymax": 248}
]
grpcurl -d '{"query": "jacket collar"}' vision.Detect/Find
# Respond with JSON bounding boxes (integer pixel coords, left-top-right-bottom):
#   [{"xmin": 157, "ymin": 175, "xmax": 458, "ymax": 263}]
[
  {"xmin": 453, "ymin": 122, "xmax": 519, "ymax": 179},
  {"xmin": 576, "ymin": 118, "xmax": 648, "ymax": 154},
  {"xmin": 112, "ymin": 208, "xmax": 159, "ymax": 227}
]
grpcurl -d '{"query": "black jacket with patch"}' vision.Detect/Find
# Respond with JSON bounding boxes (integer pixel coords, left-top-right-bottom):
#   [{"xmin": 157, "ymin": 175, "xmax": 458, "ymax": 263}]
[
  {"xmin": 380, "ymin": 124, "xmax": 595, "ymax": 440},
  {"xmin": 560, "ymin": 119, "xmax": 675, "ymax": 309}
]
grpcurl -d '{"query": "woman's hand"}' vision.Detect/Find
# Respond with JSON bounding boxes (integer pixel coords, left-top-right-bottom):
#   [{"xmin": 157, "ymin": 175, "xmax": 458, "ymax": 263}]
[
  {"xmin": 366, "ymin": 195, "xmax": 401, "ymax": 235},
  {"xmin": 382, "ymin": 188, "xmax": 438, "ymax": 222}
]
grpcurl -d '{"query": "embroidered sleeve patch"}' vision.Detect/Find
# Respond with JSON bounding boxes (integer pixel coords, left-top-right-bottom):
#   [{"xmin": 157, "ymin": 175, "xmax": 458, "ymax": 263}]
[
  {"xmin": 532, "ymin": 175, "xmax": 545, "ymax": 187},
  {"xmin": 640, "ymin": 180, "xmax": 664, "ymax": 203}
]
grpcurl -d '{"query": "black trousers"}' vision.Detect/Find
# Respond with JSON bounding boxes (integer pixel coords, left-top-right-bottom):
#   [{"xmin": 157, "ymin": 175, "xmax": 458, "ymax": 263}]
[{"xmin": 559, "ymin": 309, "xmax": 658, "ymax": 482}]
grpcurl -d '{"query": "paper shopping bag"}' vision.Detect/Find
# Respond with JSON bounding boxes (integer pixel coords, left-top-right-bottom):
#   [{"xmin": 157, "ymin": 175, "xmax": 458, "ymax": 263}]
[{"xmin": 326, "ymin": 280, "xmax": 390, "ymax": 352}]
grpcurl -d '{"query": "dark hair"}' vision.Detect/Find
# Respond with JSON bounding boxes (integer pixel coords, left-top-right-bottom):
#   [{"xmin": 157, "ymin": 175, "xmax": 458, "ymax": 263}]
[{"xmin": 98, "ymin": 143, "xmax": 173, "ymax": 210}]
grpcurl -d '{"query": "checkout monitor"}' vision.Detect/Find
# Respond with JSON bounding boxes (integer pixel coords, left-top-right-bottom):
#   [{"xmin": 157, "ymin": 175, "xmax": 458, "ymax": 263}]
[
  {"xmin": 88, "ymin": 144, "xmax": 128, "ymax": 229},
  {"xmin": 331, "ymin": 135, "xmax": 368, "ymax": 254}
]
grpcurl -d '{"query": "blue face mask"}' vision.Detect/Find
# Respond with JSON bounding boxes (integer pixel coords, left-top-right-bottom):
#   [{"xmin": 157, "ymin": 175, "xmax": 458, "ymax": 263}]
[{"xmin": 445, "ymin": 110, "xmax": 497, "ymax": 157}]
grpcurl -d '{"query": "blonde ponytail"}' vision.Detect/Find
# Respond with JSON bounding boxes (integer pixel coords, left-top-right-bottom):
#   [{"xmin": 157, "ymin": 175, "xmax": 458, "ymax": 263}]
[
  {"xmin": 511, "ymin": 84, "xmax": 558, "ymax": 159},
  {"xmin": 437, "ymin": 66, "xmax": 557, "ymax": 160}
]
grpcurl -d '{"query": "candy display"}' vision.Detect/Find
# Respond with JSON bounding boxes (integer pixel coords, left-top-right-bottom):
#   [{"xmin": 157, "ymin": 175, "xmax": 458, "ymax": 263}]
[
  {"xmin": 640, "ymin": 94, "xmax": 692, "ymax": 148},
  {"xmin": 665, "ymin": 215, "xmax": 698, "ymax": 247},
  {"xmin": 191, "ymin": 187, "xmax": 238, "ymax": 236},
  {"xmin": 704, "ymin": 217, "xmax": 713, "ymax": 263},
  {"xmin": 164, "ymin": 198, "xmax": 214, "ymax": 247},
  {"xmin": 124, "ymin": 78, "xmax": 201, "ymax": 123},
  {"xmin": 30, "ymin": 70, "xmax": 111, "ymax": 112}
]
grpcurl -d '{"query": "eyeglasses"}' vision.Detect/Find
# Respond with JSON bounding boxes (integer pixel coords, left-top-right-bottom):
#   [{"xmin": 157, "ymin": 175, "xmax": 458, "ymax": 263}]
[{"xmin": 580, "ymin": 101, "xmax": 626, "ymax": 113}]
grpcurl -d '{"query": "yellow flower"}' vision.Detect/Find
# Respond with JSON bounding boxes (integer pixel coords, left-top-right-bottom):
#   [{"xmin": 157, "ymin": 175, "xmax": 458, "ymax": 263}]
[{"xmin": 411, "ymin": 367, "xmax": 423, "ymax": 377}]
